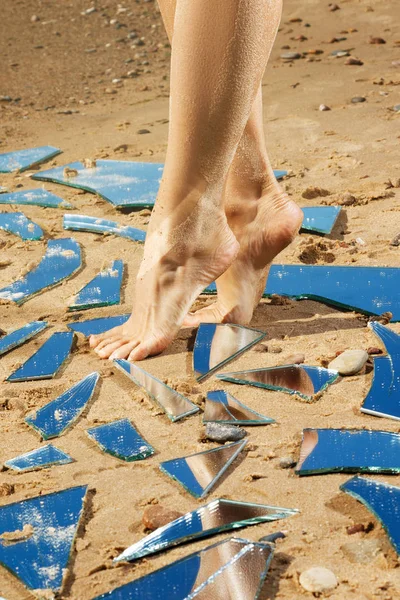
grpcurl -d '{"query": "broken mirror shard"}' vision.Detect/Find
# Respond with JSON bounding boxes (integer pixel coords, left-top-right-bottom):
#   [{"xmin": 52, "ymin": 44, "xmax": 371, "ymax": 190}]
[
  {"xmin": 114, "ymin": 497, "xmax": 298, "ymax": 563},
  {"xmin": 204, "ymin": 390, "xmax": 275, "ymax": 425},
  {"xmin": 0, "ymin": 188, "xmax": 73, "ymax": 209},
  {"xmin": 301, "ymin": 206, "xmax": 341, "ymax": 235},
  {"xmin": 0, "ymin": 485, "xmax": 87, "ymax": 595},
  {"xmin": 69, "ymin": 260, "xmax": 124, "ymax": 311},
  {"xmin": 0, "ymin": 146, "xmax": 61, "ymax": 173},
  {"xmin": 0, "ymin": 321, "xmax": 47, "ymax": 357},
  {"xmin": 87, "ymin": 418, "xmax": 154, "ymax": 461},
  {"xmin": 5, "ymin": 444, "xmax": 73, "ymax": 472},
  {"xmin": 0, "ymin": 212, "xmax": 43, "ymax": 241},
  {"xmin": 361, "ymin": 322, "xmax": 400, "ymax": 420},
  {"xmin": 217, "ymin": 365, "xmax": 339, "ymax": 401},
  {"xmin": 63, "ymin": 214, "xmax": 146, "ymax": 242},
  {"xmin": 160, "ymin": 440, "xmax": 247, "ymax": 499},
  {"xmin": 94, "ymin": 537, "xmax": 274, "ymax": 600},
  {"xmin": 67, "ymin": 314, "xmax": 130, "ymax": 336},
  {"xmin": 114, "ymin": 359, "xmax": 199, "ymax": 422},
  {"xmin": 193, "ymin": 324, "xmax": 266, "ymax": 382},
  {"xmin": 340, "ymin": 476, "xmax": 400, "ymax": 555},
  {"xmin": 296, "ymin": 428, "xmax": 400, "ymax": 476},
  {"xmin": 25, "ymin": 372, "xmax": 100, "ymax": 439},
  {"xmin": 7, "ymin": 331, "xmax": 74, "ymax": 382},
  {"xmin": 0, "ymin": 238, "xmax": 81, "ymax": 304}
]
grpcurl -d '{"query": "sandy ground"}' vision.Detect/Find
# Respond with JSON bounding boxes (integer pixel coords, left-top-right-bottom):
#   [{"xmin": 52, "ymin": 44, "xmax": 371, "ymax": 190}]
[{"xmin": 1, "ymin": 0, "xmax": 400, "ymax": 598}]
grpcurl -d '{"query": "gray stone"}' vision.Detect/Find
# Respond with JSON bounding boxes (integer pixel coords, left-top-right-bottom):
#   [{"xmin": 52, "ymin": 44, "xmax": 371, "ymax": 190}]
[
  {"xmin": 319, "ymin": 104, "xmax": 331, "ymax": 111},
  {"xmin": 137, "ymin": 129, "xmax": 151, "ymax": 134},
  {"xmin": 279, "ymin": 456, "xmax": 297, "ymax": 469},
  {"xmin": 205, "ymin": 422, "xmax": 247, "ymax": 443},
  {"xmin": 331, "ymin": 50, "xmax": 350, "ymax": 57},
  {"xmin": 328, "ymin": 349, "xmax": 368, "ymax": 375},
  {"xmin": 299, "ymin": 567, "xmax": 338, "ymax": 593},
  {"xmin": 280, "ymin": 52, "xmax": 301, "ymax": 60},
  {"xmin": 341, "ymin": 539, "xmax": 382, "ymax": 564},
  {"xmin": 390, "ymin": 232, "xmax": 400, "ymax": 247},
  {"xmin": 351, "ymin": 96, "xmax": 366, "ymax": 103}
]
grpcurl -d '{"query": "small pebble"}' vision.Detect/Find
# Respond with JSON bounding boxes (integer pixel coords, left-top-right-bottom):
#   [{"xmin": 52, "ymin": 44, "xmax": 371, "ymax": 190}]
[
  {"xmin": 142, "ymin": 505, "xmax": 183, "ymax": 531},
  {"xmin": 282, "ymin": 353, "xmax": 305, "ymax": 365},
  {"xmin": 280, "ymin": 52, "xmax": 301, "ymax": 60},
  {"xmin": 83, "ymin": 158, "xmax": 96, "ymax": 168},
  {"xmin": 390, "ymin": 233, "xmax": 400, "ymax": 247},
  {"xmin": 31, "ymin": 15, "xmax": 40, "ymax": 22},
  {"xmin": 0, "ymin": 483, "xmax": 14, "ymax": 497},
  {"xmin": 345, "ymin": 57, "xmax": 364, "ymax": 65},
  {"xmin": 137, "ymin": 129, "xmax": 151, "ymax": 134},
  {"xmin": 328, "ymin": 3, "xmax": 340, "ymax": 11},
  {"xmin": 300, "ymin": 567, "xmax": 338, "ymax": 593},
  {"xmin": 279, "ymin": 456, "xmax": 297, "ymax": 469},
  {"xmin": 393, "ymin": 105, "xmax": 400, "ymax": 113},
  {"xmin": 331, "ymin": 50, "xmax": 350, "ymax": 57},
  {"xmin": 369, "ymin": 36, "xmax": 386, "ymax": 44},
  {"xmin": 367, "ymin": 347, "xmax": 383, "ymax": 355},
  {"xmin": 269, "ymin": 344, "xmax": 283, "ymax": 354},
  {"xmin": 63, "ymin": 167, "xmax": 79, "ymax": 178},
  {"xmin": 319, "ymin": 104, "xmax": 331, "ymax": 111},
  {"xmin": 302, "ymin": 186, "xmax": 331, "ymax": 199},
  {"xmin": 351, "ymin": 96, "xmax": 366, "ymax": 103},
  {"xmin": 205, "ymin": 422, "xmax": 247, "ymax": 443},
  {"xmin": 346, "ymin": 523, "xmax": 365, "ymax": 535},
  {"xmin": 338, "ymin": 191, "xmax": 356, "ymax": 206},
  {"xmin": 328, "ymin": 349, "xmax": 368, "ymax": 375}
]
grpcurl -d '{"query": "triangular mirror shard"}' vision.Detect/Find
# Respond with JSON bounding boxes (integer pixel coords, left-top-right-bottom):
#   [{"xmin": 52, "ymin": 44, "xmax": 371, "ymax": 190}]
[
  {"xmin": 0, "ymin": 485, "xmax": 87, "ymax": 594},
  {"xmin": 217, "ymin": 365, "xmax": 339, "ymax": 401},
  {"xmin": 7, "ymin": 331, "xmax": 74, "ymax": 382},
  {"xmin": 193, "ymin": 324, "xmax": 266, "ymax": 382},
  {"xmin": 87, "ymin": 418, "xmax": 154, "ymax": 461},
  {"xmin": 67, "ymin": 314, "xmax": 130, "ymax": 336},
  {"xmin": 204, "ymin": 390, "xmax": 275, "ymax": 425},
  {"xmin": 114, "ymin": 498, "xmax": 298, "ymax": 563},
  {"xmin": 63, "ymin": 214, "xmax": 146, "ymax": 242},
  {"xmin": 300, "ymin": 206, "xmax": 341, "ymax": 235},
  {"xmin": 340, "ymin": 476, "xmax": 400, "ymax": 555},
  {"xmin": 160, "ymin": 440, "xmax": 247, "ymax": 499},
  {"xmin": 114, "ymin": 359, "xmax": 199, "ymax": 422},
  {"xmin": 0, "ymin": 212, "xmax": 43, "ymax": 241},
  {"xmin": 0, "ymin": 238, "xmax": 81, "ymax": 305},
  {"xmin": 296, "ymin": 428, "xmax": 400, "ymax": 476},
  {"xmin": 5, "ymin": 444, "xmax": 73, "ymax": 472},
  {"xmin": 0, "ymin": 189, "xmax": 73, "ymax": 209},
  {"xmin": 0, "ymin": 146, "xmax": 61, "ymax": 173},
  {"xmin": 0, "ymin": 321, "xmax": 48, "ymax": 357},
  {"xmin": 68, "ymin": 260, "xmax": 124, "ymax": 311},
  {"xmin": 95, "ymin": 537, "xmax": 274, "ymax": 600},
  {"xmin": 25, "ymin": 372, "xmax": 100, "ymax": 439}
]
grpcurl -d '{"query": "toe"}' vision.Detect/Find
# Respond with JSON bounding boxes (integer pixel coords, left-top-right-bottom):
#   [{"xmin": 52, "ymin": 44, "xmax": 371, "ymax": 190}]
[
  {"xmin": 128, "ymin": 334, "xmax": 169, "ymax": 361},
  {"xmin": 89, "ymin": 327, "xmax": 119, "ymax": 348},
  {"xmin": 97, "ymin": 339, "xmax": 129, "ymax": 358},
  {"xmin": 94, "ymin": 336, "xmax": 120, "ymax": 353},
  {"xmin": 109, "ymin": 340, "xmax": 140, "ymax": 360}
]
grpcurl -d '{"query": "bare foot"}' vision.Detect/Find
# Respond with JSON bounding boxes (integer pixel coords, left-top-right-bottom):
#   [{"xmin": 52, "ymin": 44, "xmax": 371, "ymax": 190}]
[
  {"xmin": 183, "ymin": 180, "xmax": 303, "ymax": 326},
  {"xmin": 89, "ymin": 193, "xmax": 239, "ymax": 361}
]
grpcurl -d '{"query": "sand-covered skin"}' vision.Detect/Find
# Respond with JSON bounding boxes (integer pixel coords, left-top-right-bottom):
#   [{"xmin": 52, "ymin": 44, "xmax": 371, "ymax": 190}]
[{"xmin": 1, "ymin": 0, "xmax": 400, "ymax": 598}]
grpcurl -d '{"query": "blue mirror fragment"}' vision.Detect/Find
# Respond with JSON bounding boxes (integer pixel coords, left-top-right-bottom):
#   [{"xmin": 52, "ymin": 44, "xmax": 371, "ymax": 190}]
[
  {"xmin": 296, "ymin": 428, "xmax": 400, "ymax": 476},
  {"xmin": 5, "ymin": 444, "xmax": 73, "ymax": 472},
  {"xmin": 25, "ymin": 372, "xmax": 100, "ymax": 439},
  {"xmin": 114, "ymin": 497, "xmax": 299, "ymax": 563},
  {"xmin": 160, "ymin": 439, "xmax": 247, "ymax": 499},
  {"xmin": 87, "ymin": 418, "xmax": 154, "ymax": 461},
  {"xmin": 217, "ymin": 365, "xmax": 339, "ymax": 401},
  {"xmin": 114, "ymin": 359, "xmax": 199, "ymax": 422},
  {"xmin": 0, "ymin": 321, "xmax": 47, "ymax": 357},
  {"xmin": 0, "ymin": 212, "xmax": 43, "ymax": 241},
  {"xmin": 0, "ymin": 189, "xmax": 73, "ymax": 209},
  {"xmin": 301, "ymin": 206, "xmax": 341, "ymax": 235},
  {"xmin": 193, "ymin": 324, "xmax": 266, "ymax": 382},
  {"xmin": 340, "ymin": 476, "xmax": 400, "ymax": 555},
  {"xmin": 204, "ymin": 390, "xmax": 275, "ymax": 425},
  {"xmin": 0, "ymin": 238, "xmax": 81, "ymax": 305},
  {"xmin": 67, "ymin": 314, "xmax": 130, "ymax": 336},
  {"xmin": 0, "ymin": 146, "xmax": 61, "ymax": 173},
  {"xmin": 63, "ymin": 214, "xmax": 146, "ymax": 242},
  {"xmin": 94, "ymin": 537, "xmax": 274, "ymax": 600},
  {"xmin": 69, "ymin": 260, "xmax": 124, "ymax": 311},
  {"xmin": 0, "ymin": 485, "xmax": 87, "ymax": 594},
  {"xmin": 7, "ymin": 331, "xmax": 74, "ymax": 382}
]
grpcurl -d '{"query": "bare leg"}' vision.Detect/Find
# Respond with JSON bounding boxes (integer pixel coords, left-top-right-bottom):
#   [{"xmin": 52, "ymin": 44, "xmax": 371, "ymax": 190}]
[{"xmin": 90, "ymin": 0, "xmax": 283, "ymax": 361}]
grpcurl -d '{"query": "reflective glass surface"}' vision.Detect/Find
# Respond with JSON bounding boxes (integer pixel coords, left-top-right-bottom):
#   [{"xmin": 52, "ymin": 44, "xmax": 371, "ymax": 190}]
[
  {"xmin": 114, "ymin": 359, "xmax": 199, "ymax": 422},
  {"xmin": 0, "ymin": 189, "xmax": 73, "ymax": 209},
  {"xmin": 204, "ymin": 390, "xmax": 275, "ymax": 425},
  {"xmin": 63, "ymin": 214, "xmax": 146, "ymax": 242},
  {"xmin": 0, "ymin": 485, "xmax": 87, "ymax": 593},
  {"xmin": 67, "ymin": 314, "xmax": 130, "ymax": 336},
  {"xmin": 94, "ymin": 537, "xmax": 274, "ymax": 600},
  {"xmin": 301, "ymin": 206, "xmax": 341, "ymax": 235},
  {"xmin": 69, "ymin": 260, "xmax": 124, "ymax": 310},
  {"xmin": 193, "ymin": 324, "xmax": 266, "ymax": 382},
  {"xmin": 0, "ymin": 146, "xmax": 61, "ymax": 173},
  {"xmin": 217, "ymin": 365, "xmax": 339, "ymax": 400},
  {"xmin": 7, "ymin": 331, "xmax": 74, "ymax": 382},
  {"xmin": 87, "ymin": 418, "xmax": 154, "ymax": 461},
  {"xmin": 341, "ymin": 476, "xmax": 400, "ymax": 555},
  {"xmin": 0, "ymin": 212, "xmax": 43, "ymax": 240},
  {"xmin": 0, "ymin": 238, "xmax": 81, "ymax": 304},
  {"xmin": 0, "ymin": 321, "xmax": 47, "ymax": 357},
  {"xmin": 5, "ymin": 444, "xmax": 73, "ymax": 472},
  {"xmin": 25, "ymin": 372, "xmax": 100, "ymax": 439},
  {"xmin": 296, "ymin": 428, "xmax": 400, "ymax": 475},
  {"xmin": 160, "ymin": 440, "xmax": 247, "ymax": 498},
  {"xmin": 114, "ymin": 497, "xmax": 299, "ymax": 563}
]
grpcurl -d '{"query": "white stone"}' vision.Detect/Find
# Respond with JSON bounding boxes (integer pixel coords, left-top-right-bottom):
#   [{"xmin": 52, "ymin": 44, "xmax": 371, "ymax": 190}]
[
  {"xmin": 328, "ymin": 349, "xmax": 368, "ymax": 375},
  {"xmin": 299, "ymin": 567, "xmax": 338, "ymax": 593}
]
